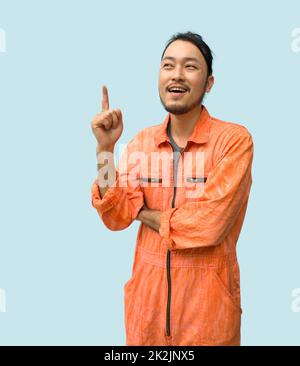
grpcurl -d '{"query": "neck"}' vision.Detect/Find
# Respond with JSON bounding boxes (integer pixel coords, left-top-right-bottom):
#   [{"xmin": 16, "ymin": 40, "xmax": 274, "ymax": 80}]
[{"xmin": 169, "ymin": 104, "xmax": 203, "ymax": 144}]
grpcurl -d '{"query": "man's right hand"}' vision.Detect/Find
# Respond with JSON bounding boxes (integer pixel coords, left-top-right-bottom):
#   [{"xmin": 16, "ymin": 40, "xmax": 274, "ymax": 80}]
[{"xmin": 91, "ymin": 85, "xmax": 123, "ymax": 152}]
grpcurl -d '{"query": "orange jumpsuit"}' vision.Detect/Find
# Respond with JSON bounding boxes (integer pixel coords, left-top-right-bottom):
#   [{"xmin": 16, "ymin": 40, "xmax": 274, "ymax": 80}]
[{"xmin": 91, "ymin": 105, "xmax": 254, "ymax": 346}]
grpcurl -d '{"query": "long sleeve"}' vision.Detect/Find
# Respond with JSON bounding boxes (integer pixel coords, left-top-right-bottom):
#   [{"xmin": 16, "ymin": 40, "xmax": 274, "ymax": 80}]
[
  {"xmin": 91, "ymin": 134, "xmax": 144, "ymax": 231},
  {"xmin": 159, "ymin": 127, "xmax": 254, "ymax": 250}
]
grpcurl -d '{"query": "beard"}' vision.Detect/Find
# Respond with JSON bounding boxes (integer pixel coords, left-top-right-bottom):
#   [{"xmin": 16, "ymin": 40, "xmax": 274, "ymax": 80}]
[{"xmin": 159, "ymin": 90, "xmax": 206, "ymax": 115}]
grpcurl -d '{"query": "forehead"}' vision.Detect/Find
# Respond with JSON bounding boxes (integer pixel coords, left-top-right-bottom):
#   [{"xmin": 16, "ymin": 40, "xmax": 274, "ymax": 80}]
[{"xmin": 162, "ymin": 40, "xmax": 205, "ymax": 65}]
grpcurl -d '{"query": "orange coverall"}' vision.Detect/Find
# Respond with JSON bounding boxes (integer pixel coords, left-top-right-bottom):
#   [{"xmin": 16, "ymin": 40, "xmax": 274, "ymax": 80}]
[{"xmin": 91, "ymin": 105, "xmax": 254, "ymax": 346}]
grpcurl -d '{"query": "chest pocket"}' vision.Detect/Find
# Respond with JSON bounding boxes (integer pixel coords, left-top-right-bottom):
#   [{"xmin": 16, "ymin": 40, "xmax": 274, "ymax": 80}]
[
  {"xmin": 140, "ymin": 177, "xmax": 162, "ymax": 184},
  {"xmin": 186, "ymin": 177, "xmax": 207, "ymax": 183},
  {"xmin": 139, "ymin": 176, "xmax": 165, "ymax": 210},
  {"xmin": 184, "ymin": 176, "xmax": 207, "ymax": 200}
]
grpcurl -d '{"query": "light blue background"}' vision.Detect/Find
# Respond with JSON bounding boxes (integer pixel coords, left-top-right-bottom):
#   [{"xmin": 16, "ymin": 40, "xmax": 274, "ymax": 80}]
[{"xmin": 0, "ymin": 0, "xmax": 299, "ymax": 346}]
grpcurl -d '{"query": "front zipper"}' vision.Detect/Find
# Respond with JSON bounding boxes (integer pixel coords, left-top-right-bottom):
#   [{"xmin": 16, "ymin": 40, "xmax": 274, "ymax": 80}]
[
  {"xmin": 166, "ymin": 249, "xmax": 171, "ymax": 336},
  {"xmin": 165, "ymin": 137, "xmax": 206, "ymax": 337},
  {"xmin": 166, "ymin": 182, "xmax": 177, "ymax": 337},
  {"xmin": 166, "ymin": 143, "xmax": 185, "ymax": 337}
]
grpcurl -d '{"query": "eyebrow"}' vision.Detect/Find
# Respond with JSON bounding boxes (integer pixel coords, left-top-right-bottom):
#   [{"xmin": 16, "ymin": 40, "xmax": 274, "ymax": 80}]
[{"xmin": 162, "ymin": 56, "xmax": 200, "ymax": 64}]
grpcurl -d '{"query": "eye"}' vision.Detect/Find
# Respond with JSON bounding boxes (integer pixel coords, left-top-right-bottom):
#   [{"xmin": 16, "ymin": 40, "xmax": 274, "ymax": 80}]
[
  {"xmin": 186, "ymin": 64, "xmax": 197, "ymax": 69},
  {"xmin": 163, "ymin": 63, "xmax": 173, "ymax": 68}
]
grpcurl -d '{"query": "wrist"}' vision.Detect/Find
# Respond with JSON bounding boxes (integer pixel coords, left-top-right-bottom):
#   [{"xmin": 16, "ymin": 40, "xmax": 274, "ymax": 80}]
[
  {"xmin": 96, "ymin": 144, "xmax": 115, "ymax": 154},
  {"xmin": 136, "ymin": 205, "xmax": 146, "ymax": 221}
]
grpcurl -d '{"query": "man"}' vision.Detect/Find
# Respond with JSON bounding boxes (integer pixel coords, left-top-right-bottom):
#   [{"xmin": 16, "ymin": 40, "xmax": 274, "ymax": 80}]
[{"xmin": 91, "ymin": 32, "xmax": 254, "ymax": 346}]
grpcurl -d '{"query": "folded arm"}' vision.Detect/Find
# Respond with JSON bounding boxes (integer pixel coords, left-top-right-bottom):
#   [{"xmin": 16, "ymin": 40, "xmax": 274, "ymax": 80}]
[{"xmin": 137, "ymin": 128, "xmax": 254, "ymax": 250}]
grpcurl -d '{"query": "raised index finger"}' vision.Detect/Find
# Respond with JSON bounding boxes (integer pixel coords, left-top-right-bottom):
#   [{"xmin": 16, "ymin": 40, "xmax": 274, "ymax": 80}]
[{"xmin": 101, "ymin": 85, "xmax": 109, "ymax": 111}]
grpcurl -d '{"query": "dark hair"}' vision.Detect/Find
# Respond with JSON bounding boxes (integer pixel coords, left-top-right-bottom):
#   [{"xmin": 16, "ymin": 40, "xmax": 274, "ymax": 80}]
[{"xmin": 161, "ymin": 31, "xmax": 214, "ymax": 76}]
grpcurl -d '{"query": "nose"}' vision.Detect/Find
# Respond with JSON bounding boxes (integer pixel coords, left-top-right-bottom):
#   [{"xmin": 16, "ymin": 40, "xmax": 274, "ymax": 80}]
[{"xmin": 171, "ymin": 65, "xmax": 185, "ymax": 81}]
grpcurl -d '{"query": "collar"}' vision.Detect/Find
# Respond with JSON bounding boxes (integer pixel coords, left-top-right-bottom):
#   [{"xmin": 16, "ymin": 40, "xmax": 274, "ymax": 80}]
[{"xmin": 154, "ymin": 105, "xmax": 211, "ymax": 148}]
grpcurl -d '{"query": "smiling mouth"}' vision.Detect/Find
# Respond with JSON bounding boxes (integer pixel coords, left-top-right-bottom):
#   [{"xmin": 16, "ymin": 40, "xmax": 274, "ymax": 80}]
[{"xmin": 168, "ymin": 90, "xmax": 188, "ymax": 97}]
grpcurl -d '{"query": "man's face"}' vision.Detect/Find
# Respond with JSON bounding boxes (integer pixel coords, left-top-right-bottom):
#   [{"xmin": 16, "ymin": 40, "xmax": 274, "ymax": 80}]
[{"xmin": 159, "ymin": 40, "xmax": 213, "ymax": 115}]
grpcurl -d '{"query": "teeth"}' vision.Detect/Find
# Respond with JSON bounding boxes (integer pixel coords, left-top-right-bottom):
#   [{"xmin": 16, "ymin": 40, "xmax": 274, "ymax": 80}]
[{"xmin": 169, "ymin": 88, "xmax": 186, "ymax": 92}]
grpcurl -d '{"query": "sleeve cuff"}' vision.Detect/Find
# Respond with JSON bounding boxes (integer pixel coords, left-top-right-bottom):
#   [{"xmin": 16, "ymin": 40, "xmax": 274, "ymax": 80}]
[
  {"xmin": 159, "ymin": 208, "xmax": 177, "ymax": 251},
  {"xmin": 91, "ymin": 180, "xmax": 121, "ymax": 215}
]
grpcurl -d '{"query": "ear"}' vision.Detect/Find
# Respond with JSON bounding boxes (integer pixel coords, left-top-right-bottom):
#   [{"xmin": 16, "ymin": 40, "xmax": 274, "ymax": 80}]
[{"xmin": 205, "ymin": 75, "xmax": 214, "ymax": 93}]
